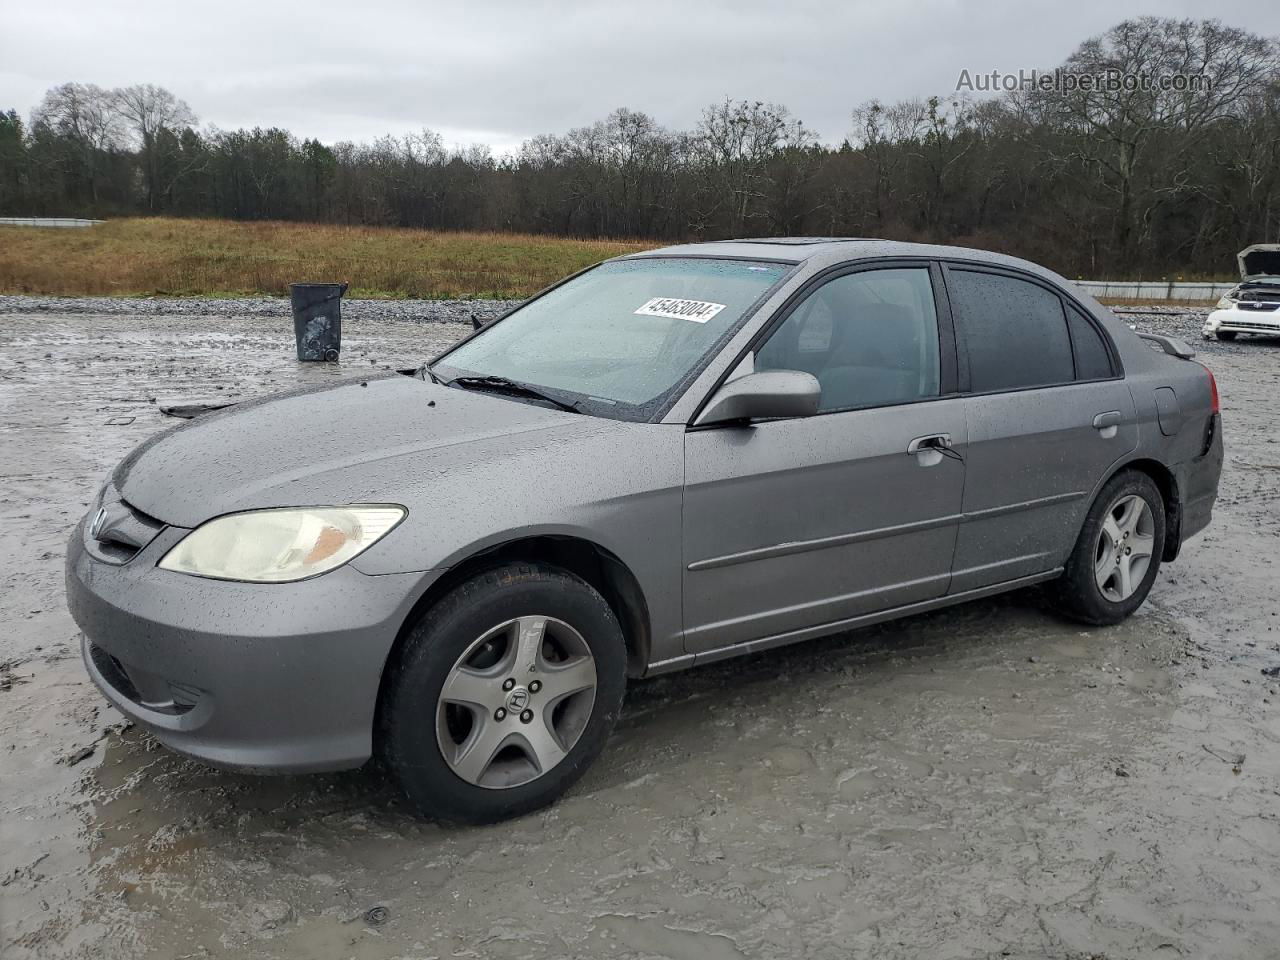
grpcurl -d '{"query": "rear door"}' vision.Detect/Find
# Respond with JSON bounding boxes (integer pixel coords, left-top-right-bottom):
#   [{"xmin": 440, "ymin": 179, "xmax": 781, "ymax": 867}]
[
  {"xmin": 944, "ymin": 264, "xmax": 1137, "ymax": 592},
  {"xmin": 681, "ymin": 262, "xmax": 967, "ymax": 655}
]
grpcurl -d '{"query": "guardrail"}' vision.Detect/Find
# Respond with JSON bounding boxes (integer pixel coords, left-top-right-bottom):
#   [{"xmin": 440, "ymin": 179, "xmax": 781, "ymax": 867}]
[
  {"xmin": 0, "ymin": 217, "xmax": 104, "ymax": 228},
  {"xmin": 1073, "ymin": 279, "xmax": 1233, "ymax": 302}
]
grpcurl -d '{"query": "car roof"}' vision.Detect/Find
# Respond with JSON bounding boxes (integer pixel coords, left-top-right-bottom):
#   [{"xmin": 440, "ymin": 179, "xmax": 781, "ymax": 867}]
[{"xmin": 624, "ymin": 237, "xmax": 1060, "ymax": 278}]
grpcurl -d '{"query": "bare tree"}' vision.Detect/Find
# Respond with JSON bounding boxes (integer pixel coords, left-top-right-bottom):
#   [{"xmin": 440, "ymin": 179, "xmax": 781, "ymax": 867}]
[
  {"xmin": 30, "ymin": 82, "xmax": 122, "ymax": 205},
  {"xmin": 850, "ymin": 99, "xmax": 920, "ymax": 226},
  {"xmin": 694, "ymin": 99, "xmax": 795, "ymax": 235},
  {"xmin": 908, "ymin": 96, "xmax": 978, "ymax": 233},
  {"xmin": 113, "ymin": 83, "xmax": 196, "ymax": 210},
  {"xmin": 1031, "ymin": 17, "xmax": 1279, "ymax": 267}
]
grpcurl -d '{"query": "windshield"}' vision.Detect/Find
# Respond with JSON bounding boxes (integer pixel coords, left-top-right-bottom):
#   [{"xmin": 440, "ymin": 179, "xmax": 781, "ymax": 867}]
[{"xmin": 433, "ymin": 257, "xmax": 791, "ymax": 420}]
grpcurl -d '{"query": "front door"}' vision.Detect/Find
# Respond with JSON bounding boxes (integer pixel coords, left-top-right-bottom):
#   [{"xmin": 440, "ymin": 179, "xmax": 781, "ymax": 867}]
[{"xmin": 681, "ymin": 263, "xmax": 967, "ymax": 655}]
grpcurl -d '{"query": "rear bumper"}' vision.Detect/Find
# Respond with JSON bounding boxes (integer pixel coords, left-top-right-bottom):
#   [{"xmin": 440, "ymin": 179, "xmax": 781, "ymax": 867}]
[
  {"xmin": 67, "ymin": 514, "xmax": 432, "ymax": 773},
  {"xmin": 1174, "ymin": 414, "xmax": 1223, "ymax": 552}
]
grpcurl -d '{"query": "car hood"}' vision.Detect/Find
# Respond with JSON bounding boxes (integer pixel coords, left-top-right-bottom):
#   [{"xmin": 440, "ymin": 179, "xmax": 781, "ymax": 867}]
[
  {"xmin": 114, "ymin": 374, "xmax": 592, "ymax": 527},
  {"xmin": 1237, "ymin": 244, "xmax": 1280, "ymax": 280}
]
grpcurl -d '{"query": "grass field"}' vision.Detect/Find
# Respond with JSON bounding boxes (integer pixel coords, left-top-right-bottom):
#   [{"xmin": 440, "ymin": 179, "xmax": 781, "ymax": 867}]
[
  {"xmin": 0, "ymin": 218, "xmax": 651, "ymax": 298},
  {"xmin": 0, "ymin": 218, "xmax": 1230, "ymax": 303}
]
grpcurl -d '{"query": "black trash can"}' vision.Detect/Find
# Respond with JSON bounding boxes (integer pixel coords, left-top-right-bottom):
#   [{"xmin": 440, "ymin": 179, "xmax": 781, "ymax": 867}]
[{"xmin": 290, "ymin": 282, "xmax": 348, "ymax": 361}]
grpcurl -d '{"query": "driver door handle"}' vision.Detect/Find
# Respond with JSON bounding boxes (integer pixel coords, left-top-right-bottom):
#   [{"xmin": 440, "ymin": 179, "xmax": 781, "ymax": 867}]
[{"xmin": 906, "ymin": 433, "xmax": 952, "ymax": 455}]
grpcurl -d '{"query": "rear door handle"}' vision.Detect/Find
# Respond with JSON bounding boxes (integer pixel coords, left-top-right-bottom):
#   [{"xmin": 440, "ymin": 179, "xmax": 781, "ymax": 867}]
[
  {"xmin": 906, "ymin": 433, "xmax": 952, "ymax": 455},
  {"xmin": 1092, "ymin": 411, "xmax": 1122, "ymax": 430}
]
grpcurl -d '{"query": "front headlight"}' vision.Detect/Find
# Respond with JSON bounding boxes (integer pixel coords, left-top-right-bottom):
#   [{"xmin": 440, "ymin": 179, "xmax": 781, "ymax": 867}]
[{"xmin": 158, "ymin": 505, "xmax": 405, "ymax": 582}]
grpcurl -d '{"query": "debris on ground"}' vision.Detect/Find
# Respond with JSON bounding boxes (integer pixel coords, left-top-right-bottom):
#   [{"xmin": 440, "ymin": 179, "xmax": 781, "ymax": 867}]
[
  {"xmin": 1202, "ymin": 744, "xmax": 1247, "ymax": 773},
  {"xmin": 60, "ymin": 745, "xmax": 95, "ymax": 766},
  {"xmin": 1, "ymin": 853, "xmax": 49, "ymax": 888},
  {"xmin": 0, "ymin": 661, "xmax": 31, "ymax": 692},
  {"xmin": 158, "ymin": 401, "xmax": 236, "ymax": 419}
]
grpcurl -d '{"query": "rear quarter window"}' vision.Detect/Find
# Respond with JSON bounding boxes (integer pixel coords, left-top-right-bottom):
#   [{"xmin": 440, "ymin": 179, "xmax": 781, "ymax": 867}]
[
  {"xmin": 948, "ymin": 269, "xmax": 1073, "ymax": 392},
  {"xmin": 1066, "ymin": 305, "xmax": 1116, "ymax": 380}
]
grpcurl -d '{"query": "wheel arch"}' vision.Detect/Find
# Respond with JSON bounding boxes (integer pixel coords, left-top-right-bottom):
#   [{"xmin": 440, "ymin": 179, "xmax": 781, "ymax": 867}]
[
  {"xmin": 1095, "ymin": 456, "xmax": 1182, "ymax": 562},
  {"xmin": 377, "ymin": 534, "xmax": 653, "ymax": 714}
]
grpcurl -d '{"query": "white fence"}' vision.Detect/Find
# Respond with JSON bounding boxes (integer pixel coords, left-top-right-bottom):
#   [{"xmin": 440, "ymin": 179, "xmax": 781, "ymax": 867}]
[
  {"xmin": 1073, "ymin": 279, "xmax": 1233, "ymax": 302},
  {"xmin": 0, "ymin": 217, "xmax": 104, "ymax": 229}
]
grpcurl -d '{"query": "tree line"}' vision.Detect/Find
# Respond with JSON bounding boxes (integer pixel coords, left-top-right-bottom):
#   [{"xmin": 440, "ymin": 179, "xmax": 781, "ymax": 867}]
[{"xmin": 1, "ymin": 17, "xmax": 1277, "ymax": 279}]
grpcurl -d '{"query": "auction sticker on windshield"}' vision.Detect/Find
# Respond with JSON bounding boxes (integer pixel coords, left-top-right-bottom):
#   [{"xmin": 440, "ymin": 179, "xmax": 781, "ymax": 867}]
[{"xmin": 635, "ymin": 297, "xmax": 727, "ymax": 323}]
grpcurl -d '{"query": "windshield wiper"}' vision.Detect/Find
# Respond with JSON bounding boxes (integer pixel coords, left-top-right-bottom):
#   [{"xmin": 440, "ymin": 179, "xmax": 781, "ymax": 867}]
[{"xmin": 445, "ymin": 375, "xmax": 583, "ymax": 413}]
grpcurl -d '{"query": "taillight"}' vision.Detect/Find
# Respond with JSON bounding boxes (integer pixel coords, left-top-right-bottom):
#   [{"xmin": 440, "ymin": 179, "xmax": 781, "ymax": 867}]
[{"xmin": 1202, "ymin": 363, "xmax": 1220, "ymax": 414}]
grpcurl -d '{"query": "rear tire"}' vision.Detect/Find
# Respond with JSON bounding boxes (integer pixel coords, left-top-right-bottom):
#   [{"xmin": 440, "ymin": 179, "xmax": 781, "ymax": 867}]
[
  {"xmin": 379, "ymin": 563, "xmax": 627, "ymax": 823},
  {"xmin": 1051, "ymin": 470, "xmax": 1165, "ymax": 625}
]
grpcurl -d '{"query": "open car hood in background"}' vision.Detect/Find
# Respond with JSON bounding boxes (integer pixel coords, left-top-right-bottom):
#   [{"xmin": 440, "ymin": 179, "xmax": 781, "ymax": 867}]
[{"xmin": 1237, "ymin": 244, "xmax": 1280, "ymax": 280}]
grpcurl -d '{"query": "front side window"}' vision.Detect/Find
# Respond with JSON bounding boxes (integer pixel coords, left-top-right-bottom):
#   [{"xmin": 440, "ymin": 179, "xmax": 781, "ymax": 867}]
[
  {"xmin": 755, "ymin": 267, "xmax": 941, "ymax": 412},
  {"xmin": 948, "ymin": 269, "xmax": 1073, "ymax": 392},
  {"xmin": 433, "ymin": 257, "xmax": 790, "ymax": 420}
]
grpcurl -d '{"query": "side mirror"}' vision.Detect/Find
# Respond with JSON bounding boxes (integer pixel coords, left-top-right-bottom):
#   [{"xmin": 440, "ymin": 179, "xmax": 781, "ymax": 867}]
[{"xmin": 694, "ymin": 370, "xmax": 821, "ymax": 427}]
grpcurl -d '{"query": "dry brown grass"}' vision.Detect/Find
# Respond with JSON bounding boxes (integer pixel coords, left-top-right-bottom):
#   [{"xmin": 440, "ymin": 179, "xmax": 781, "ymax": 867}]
[
  {"xmin": 1, "ymin": 220, "xmax": 1224, "ymax": 305},
  {"xmin": 0, "ymin": 218, "xmax": 653, "ymax": 298}
]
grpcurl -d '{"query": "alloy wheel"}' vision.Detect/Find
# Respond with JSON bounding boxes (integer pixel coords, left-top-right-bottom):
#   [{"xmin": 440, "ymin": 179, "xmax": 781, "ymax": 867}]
[
  {"xmin": 436, "ymin": 615, "xmax": 597, "ymax": 789},
  {"xmin": 1093, "ymin": 493, "xmax": 1156, "ymax": 602}
]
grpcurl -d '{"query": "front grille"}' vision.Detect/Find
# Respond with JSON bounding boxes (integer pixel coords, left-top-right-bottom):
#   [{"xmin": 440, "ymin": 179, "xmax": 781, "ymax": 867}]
[
  {"xmin": 1236, "ymin": 301, "xmax": 1279, "ymax": 312},
  {"xmin": 94, "ymin": 539, "xmax": 142, "ymax": 563},
  {"xmin": 1223, "ymin": 325, "xmax": 1280, "ymax": 334},
  {"xmin": 85, "ymin": 490, "xmax": 165, "ymax": 565}
]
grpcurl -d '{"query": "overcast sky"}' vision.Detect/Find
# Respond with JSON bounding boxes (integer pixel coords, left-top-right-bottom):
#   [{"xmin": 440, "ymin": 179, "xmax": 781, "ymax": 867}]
[{"xmin": 3, "ymin": 0, "xmax": 1278, "ymax": 154}]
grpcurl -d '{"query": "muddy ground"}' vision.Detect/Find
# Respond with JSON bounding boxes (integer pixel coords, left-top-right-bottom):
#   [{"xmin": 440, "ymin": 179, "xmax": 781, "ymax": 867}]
[{"xmin": 1, "ymin": 299, "xmax": 1278, "ymax": 959}]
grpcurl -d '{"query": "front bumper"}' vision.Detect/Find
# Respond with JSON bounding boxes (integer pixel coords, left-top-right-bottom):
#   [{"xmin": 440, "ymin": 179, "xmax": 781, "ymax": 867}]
[
  {"xmin": 66, "ymin": 513, "xmax": 432, "ymax": 773},
  {"xmin": 1203, "ymin": 307, "xmax": 1280, "ymax": 338}
]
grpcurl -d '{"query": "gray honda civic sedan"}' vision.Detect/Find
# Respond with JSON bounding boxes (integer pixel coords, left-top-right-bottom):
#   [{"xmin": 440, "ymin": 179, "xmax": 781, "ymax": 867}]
[{"xmin": 67, "ymin": 238, "xmax": 1223, "ymax": 822}]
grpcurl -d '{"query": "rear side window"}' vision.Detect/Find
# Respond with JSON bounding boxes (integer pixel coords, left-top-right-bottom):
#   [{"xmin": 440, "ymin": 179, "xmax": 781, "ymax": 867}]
[
  {"xmin": 1066, "ymin": 305, "xmax": 1115, "ymax": 380},
  {"xmin": 948, "ymin": 269, "xmax": 1072, "ymax": 392}
]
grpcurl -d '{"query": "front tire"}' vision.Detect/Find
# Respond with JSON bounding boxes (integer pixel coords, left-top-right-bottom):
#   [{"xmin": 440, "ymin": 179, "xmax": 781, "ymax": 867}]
[
  {"xmin": 379, "ymin": 563, "xmax": 627, "ymax": 823},
  {"xmin": 1217, "ymin": 330, "xmax": 1238, "ymax": 341},
  {"xmin": 1051, "ymin": 470, "xmax": 1165, "ymax": 625}
]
